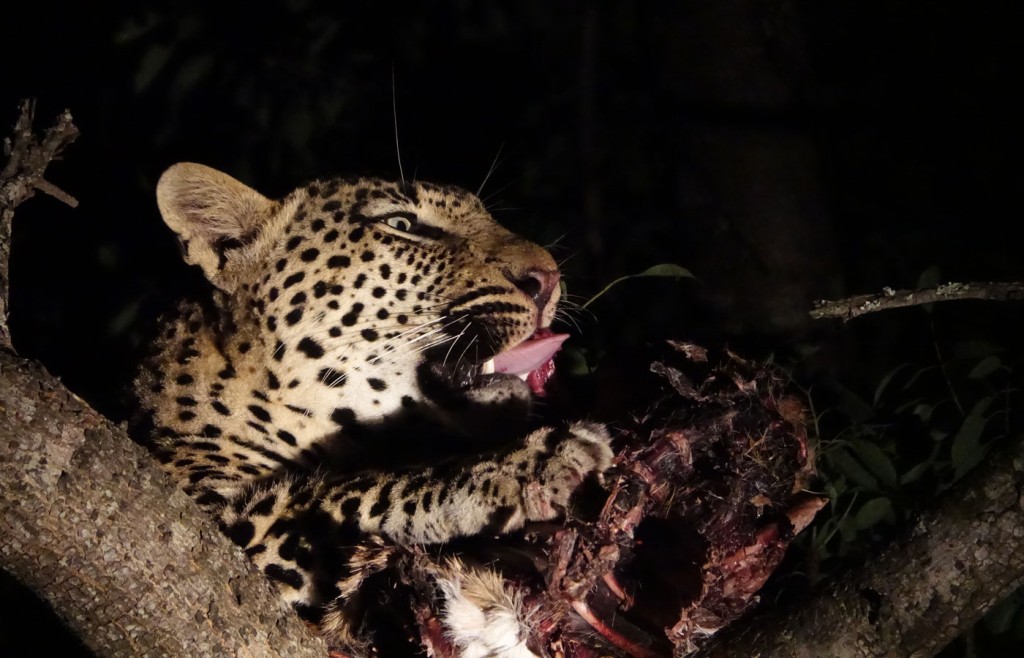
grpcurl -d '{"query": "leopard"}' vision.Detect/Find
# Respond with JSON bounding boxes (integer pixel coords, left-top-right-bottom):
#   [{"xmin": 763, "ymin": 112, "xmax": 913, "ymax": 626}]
[{"xmin": 132, "ymin": 162, "xmax": 613, "ymax": 657}]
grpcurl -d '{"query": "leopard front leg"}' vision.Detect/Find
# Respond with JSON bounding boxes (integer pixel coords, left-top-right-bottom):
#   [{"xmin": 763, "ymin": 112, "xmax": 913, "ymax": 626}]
[
  {"xmin": 331, "ymin": 421, "xmax": 612, "ymax": 544},
  {"xmin": 221, "ymin": 422, "xmax": 611, "ymax": 552},
  {"xmin": 214, "ymin": 422, "xmax": 609, "ymax": 650}
]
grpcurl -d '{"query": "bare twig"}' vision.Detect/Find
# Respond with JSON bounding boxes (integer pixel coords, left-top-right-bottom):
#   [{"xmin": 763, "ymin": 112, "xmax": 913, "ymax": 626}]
[
  {"xmin": 33, "ymin": 177, "xmax": 80, "ymax": 207},
  {"xmin": 810, "ymin": 281, "xmax": 1024, "ymax": 321},
  {"xmin": 0, "ymin": 99, "xmax": 80, "ymax": 351}
]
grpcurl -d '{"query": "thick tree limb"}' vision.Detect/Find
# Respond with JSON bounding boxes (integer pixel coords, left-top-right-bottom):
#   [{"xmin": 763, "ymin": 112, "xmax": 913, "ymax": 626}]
[
  {"xmin": 0, "ymin": 100, "xmax": 80, "ymax": 351},
  {"xmin": 0, "ymin": 102, "xmax": 326, "ymax": 657},
  {"xmin": 811, "ymin": 282, "xmax": 1024, "ymax": 321},
  {"xmin": 0, "ymin": 352, "xmax": 328, "ymax": 657},
  {"xmin": 699, "ymin": 433, "xmax": 1024, "ymax": 658}
]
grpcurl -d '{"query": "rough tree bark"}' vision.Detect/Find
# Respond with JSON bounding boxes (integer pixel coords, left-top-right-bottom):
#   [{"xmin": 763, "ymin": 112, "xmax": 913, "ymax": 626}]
[{"xmin": 0, "ymin": 102, "xmax": 326, "ymax": 658}]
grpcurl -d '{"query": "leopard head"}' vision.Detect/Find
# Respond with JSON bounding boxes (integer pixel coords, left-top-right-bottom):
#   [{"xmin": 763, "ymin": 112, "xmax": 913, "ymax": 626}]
[{"xmin": 155, "ymin": 163, "xmax": 566, "ymax": 428}]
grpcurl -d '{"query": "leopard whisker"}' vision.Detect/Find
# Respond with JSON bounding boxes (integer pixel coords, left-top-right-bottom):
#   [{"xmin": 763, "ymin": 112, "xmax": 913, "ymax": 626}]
[
  {"xmin": 441, "ymin": 324, "xmax": 471, "ymax": 369},
  {"xmin": 365, "ymin": 317, "xmax": 465, "ymax": 367},
  {"xmin": 451, "ymin": 333, "xmax": 479, "ymax": 381}
]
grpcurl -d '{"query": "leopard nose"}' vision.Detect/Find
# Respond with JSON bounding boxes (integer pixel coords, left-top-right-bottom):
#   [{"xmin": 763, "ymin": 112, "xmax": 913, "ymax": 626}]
[{"xmin": 508, "ymin": 268, "xmax": 560, "ymax": 317}]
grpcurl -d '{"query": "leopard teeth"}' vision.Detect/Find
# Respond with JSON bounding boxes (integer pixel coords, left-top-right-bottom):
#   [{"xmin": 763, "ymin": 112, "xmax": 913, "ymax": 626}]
[{"xmin": 478, "ymin": 359, "xmax": 526, "ymax": 380}]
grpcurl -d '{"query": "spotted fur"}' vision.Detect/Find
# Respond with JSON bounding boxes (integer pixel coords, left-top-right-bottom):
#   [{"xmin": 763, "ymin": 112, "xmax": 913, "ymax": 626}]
[{"xmin": 133, "ymin": 163, "xmax": 611, "ymax": 654}]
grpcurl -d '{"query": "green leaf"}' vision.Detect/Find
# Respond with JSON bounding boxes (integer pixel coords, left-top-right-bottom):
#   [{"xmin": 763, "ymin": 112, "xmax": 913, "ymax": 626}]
[
  {"xmin": 172, "ymin": 54, "xmax": 215, "ymax": 98},
  {"xmin": 114, "ymin": 13, "xmax": 161, "ymax": 44},
  {"xmin": 838, "ymin": 515, "xmax": 858, "ymax": 547},
  {"xmin": 559, "ymin": 347, "xmax": 591, "ymax": 377},
  {"xmin": 636, "ymin": 263, "xmax": 694, "ymax": 278},
  {"xmin": 284, "ymin": 106, "xmax": 315, "ymax": 151},
  {"xmin": 824, "ymin": 479, "xmax": 845, "ymax": 504},
  {"xmin": 581, "ymin": 263, "xmax": 694, "ymax": 309},
  {"xmin": 916, "ymin": 266, "xmax": 941, "ymax": 313},
  {"xmin": 135, "ymin": 43, "xmax": 172, "ymax": 92},
  {"xmin": 951, "ymin": 402, "xmax": 992, "ymax": 479},
  {"xmin": 892, "ymin": 396, "xmax": 924, "ymax": 414},
  {"xmin": 968, "ymin": 395, "xmax": 994, "ymax": 418},
  {"xmin": 828, "ymin": 448, "xmax": 878, "ymax": 491},
  {"xmin": 833, "ymin": 385, "xmax": 875, "ymax": 424},
  {"xmin": 901, "ymin": 365, "xmax": 939, "ymax": 392},
  {"xmin": 850, "ymin": 439, "xmax": 899, "ymax": 490},
  {"xmin": 853, "ymin": 497, "xmax": 892, "ymax": 530},
  {"xmin": 873, "ymin": 364, "xmax": 909, "ymax": 406},
  {"xmin": 968, "ymin": 355, "xmax": 1002, "ymax": 380},
  {"xmin": 917, "ymin": 266, "xmax": 941, "ymax": 290},
  {"xmin": 909, "ymin": 402, "xmax": 935, "ymax": 423},
  {"xmin": 1013, "ymin": 604, "xmax": 1024, "ymax": 640},
  {"xmin": 952, "ymin": 340, "xmax": 1003, "ymax": 360},
  {"xmin": 109, "ymin": 299, "xmax": 143, "ymax": 336},
  {"xmin": 899, "ymin": 460, "xmax": 931, "ymax": 485},
  {"xmin": 983, "ymin": 593, "xmax": 1021, "ymax": 634},
  {"xmin": 900, "ymin": 445, "xmax": 940, "ymax": 485}
]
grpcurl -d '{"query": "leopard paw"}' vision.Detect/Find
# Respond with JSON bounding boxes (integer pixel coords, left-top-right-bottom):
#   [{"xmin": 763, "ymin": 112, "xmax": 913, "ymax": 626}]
[{"xmin": 522, "ymin": 421, "xmax": 613, "ymax": 521}]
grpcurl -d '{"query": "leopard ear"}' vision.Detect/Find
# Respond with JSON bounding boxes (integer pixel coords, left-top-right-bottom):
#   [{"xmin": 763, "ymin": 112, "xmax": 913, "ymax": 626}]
[{"xmin": 156, "ymin": 162, "xmax": 277, "ymax": 290}]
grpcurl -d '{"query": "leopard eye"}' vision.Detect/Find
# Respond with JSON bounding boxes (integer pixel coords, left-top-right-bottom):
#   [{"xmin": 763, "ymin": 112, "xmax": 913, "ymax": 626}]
[{"xmin": 383, "ymin": 215, "xmax": 413, "ymax": 232}]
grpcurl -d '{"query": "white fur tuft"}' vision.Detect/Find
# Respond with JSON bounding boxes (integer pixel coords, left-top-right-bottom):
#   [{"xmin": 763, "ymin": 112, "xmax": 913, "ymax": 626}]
[{"xmin": 437, "ymin": 559, "xmax": 538, "ymax": 658}]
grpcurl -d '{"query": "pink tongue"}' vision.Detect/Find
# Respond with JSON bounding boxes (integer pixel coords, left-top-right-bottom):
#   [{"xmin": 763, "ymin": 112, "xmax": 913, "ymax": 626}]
[{"xmin": 492, "ymin": 332, "xmax": 570, "ymax": 375}]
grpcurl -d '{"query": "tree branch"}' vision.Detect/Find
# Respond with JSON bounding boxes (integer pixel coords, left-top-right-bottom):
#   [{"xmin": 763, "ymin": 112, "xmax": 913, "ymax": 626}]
[
  {"xmin": 0, "ymin": 102, "xmax": 326, "ymax": 657},
  {"xmin": 810, "ymin": 282, "xmax": 1024, "ymax": 321},
  {"xmin": 0, "ymin": 99, "xmax": 80, "ymax": 352},
  {"xmin": 698, "ymin": 433, "xmax": 1024, "ymax": 658},
  {"xmin": 0, "ymin": 353, "xmax": 329, "ymax": 657}
]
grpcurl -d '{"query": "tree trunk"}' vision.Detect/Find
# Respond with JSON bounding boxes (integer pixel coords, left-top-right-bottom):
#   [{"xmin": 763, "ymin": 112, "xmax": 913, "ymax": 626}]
[{"xmin": 0, "ymin": 350, "xmax": 327, "ymax": 657}]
